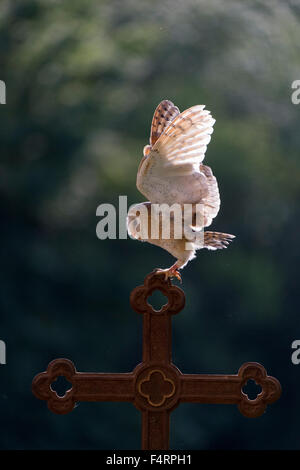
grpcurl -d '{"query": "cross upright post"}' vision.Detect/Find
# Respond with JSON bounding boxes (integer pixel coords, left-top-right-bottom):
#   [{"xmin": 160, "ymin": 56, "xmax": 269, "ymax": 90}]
[{"xmin": 32, "ymin": 272, "xmax": 281, "ymax": 450}]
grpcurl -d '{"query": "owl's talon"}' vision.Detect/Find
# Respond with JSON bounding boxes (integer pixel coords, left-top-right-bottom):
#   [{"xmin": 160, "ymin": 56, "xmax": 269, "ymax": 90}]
[
  {"xmin": 155, "ymin": 266, "xmax": 182, "ymax": 282},
  {"xmin": 154, "ymin": 268, "xmax": 169, "ymax": 280},
  {"xmin": 173, "ymin": 269, "xmax": 182, "ymax": 282}
]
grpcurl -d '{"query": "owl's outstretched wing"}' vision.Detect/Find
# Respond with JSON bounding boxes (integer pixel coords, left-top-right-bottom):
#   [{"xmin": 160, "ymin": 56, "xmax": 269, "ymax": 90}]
[{"xmin": 137, "ymin": 103, "xmax": 219, "ymax": 226}]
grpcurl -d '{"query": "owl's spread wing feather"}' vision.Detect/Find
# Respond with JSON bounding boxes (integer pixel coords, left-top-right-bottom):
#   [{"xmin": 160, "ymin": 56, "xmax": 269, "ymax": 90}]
[
  {"xmin": 150, "ymin": 100, "xmax": 180, "ymax": 147},
  {"xmin": 154, "ymin": 105, "xmax": 215, "ymax": 168},
  {"xmin": 137, "ymin": 104, "xmax": 218, "ymax": 227}
]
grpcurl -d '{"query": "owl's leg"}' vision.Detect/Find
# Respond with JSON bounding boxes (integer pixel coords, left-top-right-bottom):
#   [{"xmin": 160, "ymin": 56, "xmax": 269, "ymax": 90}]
[
  {"xmin": 154, "ymin": 244, "xmax": 195, "ymax": 282},
  {"xmin": 155, "ymin": 263, "xmax": 182, "ymax": 282},
  {"xmin": 155, "ymin": 253, "xmax": 193, "ymax": 282}
]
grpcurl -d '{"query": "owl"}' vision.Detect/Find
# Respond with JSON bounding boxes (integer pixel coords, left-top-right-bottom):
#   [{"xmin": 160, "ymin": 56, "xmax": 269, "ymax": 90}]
[{"xmin": 127, "ymin": 100, "xmax": 235, "ymax": 281}]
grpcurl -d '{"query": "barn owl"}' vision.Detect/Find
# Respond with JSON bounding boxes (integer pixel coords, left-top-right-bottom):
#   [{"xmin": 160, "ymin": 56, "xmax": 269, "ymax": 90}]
[{"xmin": 127, "ymin": 100, "xmax": 235, "ymax": 281}]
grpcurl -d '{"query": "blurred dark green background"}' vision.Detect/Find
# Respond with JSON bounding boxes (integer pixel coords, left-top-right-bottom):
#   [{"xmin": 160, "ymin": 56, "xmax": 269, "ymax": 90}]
[{"xmin": 1, "ymin": 0, "xmax": 299, "ymax": 449}]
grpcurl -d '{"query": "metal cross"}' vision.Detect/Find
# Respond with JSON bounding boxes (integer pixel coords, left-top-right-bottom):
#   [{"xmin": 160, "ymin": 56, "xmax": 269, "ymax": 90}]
[{"xmin": 32, "ymin": 272, "xmax": 281, "ymax": 449}]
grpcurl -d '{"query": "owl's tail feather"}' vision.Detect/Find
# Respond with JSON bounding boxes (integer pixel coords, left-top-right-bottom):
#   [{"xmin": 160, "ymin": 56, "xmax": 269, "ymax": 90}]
[{"xmin": 203, "ymin": 231, "xmax": 235, "ymax": 250}]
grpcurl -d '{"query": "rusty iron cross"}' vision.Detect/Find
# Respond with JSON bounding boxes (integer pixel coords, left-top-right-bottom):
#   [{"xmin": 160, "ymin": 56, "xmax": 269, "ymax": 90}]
[{"xmin": 32, "ymin": 272, "xmax": 281, "ymax": 449}]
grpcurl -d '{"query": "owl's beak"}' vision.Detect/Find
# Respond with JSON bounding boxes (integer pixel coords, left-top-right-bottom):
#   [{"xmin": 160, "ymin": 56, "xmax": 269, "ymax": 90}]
[{"xmin": 143, "ymin": 145, "xmax": 151, "ymax": 157}]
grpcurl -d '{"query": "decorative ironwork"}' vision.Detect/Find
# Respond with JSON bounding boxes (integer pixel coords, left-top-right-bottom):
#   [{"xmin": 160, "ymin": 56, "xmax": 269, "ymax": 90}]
[{"xmin": 32, "ymin": 271, "xmax": 281, "ymax": 449}]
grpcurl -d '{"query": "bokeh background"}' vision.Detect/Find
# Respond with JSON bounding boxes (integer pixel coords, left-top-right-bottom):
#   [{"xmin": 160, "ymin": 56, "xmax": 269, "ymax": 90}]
[{"xmin": 1, "ymin": 0, "xmax": 300, "ymax": 449}]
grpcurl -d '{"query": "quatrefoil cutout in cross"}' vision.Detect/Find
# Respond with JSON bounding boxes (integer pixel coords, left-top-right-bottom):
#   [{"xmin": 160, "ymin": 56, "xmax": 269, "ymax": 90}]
[
  {"xmin": 130, "ymin": 272, "xmax": 185, "ymax": 315},
  {"xmin": 33, "ymin": 358, "xmax": 76, "ymax": 414},
  {"xmin": 138, "ymin": 369, "xmax": 176, "ymax": 407}
]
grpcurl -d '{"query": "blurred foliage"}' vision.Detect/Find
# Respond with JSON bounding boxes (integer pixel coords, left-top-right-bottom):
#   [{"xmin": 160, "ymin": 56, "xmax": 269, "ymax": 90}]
[{"xmin": 0, "ymin": 0, "xmax": 300, "ymax": 449}]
